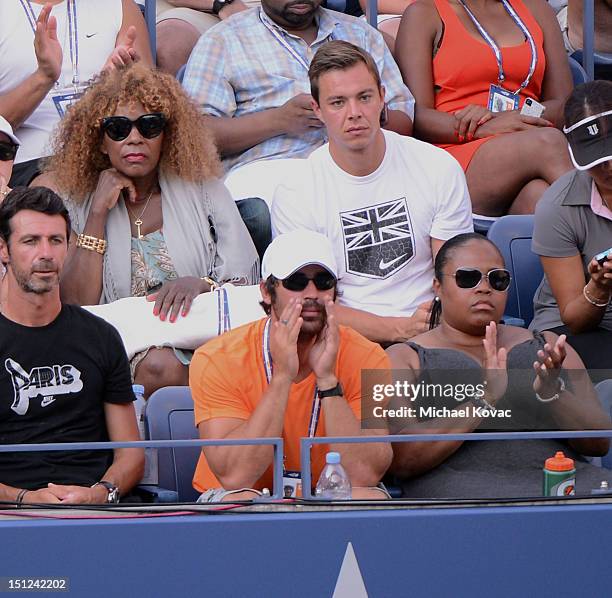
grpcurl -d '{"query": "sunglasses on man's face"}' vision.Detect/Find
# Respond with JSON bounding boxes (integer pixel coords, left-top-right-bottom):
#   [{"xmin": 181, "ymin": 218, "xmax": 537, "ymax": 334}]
[
  {"xmin": 101, "ymin": 113, "xmax": 167, "ymax": 142},
  {"xmin": 447, "ymin": 268, "xmax": 511, "ymax": 292},
  {"xmin": 0, "ymin": 141, "xmax": 19, "ymax": 161},
  {"xmin": 281, "ymin": 271, "xmax": 337, "ymax": 292}
]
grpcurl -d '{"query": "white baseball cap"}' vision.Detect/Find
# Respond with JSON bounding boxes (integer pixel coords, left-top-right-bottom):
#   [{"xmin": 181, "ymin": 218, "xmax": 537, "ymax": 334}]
[
  {"xmin": 0, "ymin": 115, "xmax": 20, "ymax": 146},
  {"xmin": 261, "ymin": 230, "xmax": 338, "ymax": 280}
]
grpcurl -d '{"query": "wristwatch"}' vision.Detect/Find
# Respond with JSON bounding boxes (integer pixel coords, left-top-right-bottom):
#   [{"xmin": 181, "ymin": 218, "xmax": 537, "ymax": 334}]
[
  {"xmin": 212, "ymin": 0, "xmax": 235, "ymax": 15},
  {"xmin": 92, "ymin": 480, "xmax": 120, "ymax": 504},
  {"xmin": 317, "ymin": 382, "xmax": 344, "ymax": 399}
]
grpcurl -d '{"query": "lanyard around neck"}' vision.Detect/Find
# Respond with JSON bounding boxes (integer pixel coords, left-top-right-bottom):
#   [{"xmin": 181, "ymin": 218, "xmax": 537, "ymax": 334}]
[
  {"xmin": 258, "ymin": 7, "xmax": 314, "ymax": 72},
  {"xmin": 20, "ymin": 0, "xmax": 80, "ymax": 89},
  {"xmin": 262, "ymin": 318, "xmax": 322, "ymax": 438},
  {"xmin": 215, "ymin": 287, "xmax": 231, "ymax": 336},
  {"xmin": 457, "ymin": 0, "xmax": 537, "ymax": 94}
]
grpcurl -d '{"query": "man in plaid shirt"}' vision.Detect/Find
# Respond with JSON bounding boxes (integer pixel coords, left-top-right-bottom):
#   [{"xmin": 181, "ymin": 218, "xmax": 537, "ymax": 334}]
[{"xmin": 182, "ymin": 0, "xmax": 414, "ymax": 178}]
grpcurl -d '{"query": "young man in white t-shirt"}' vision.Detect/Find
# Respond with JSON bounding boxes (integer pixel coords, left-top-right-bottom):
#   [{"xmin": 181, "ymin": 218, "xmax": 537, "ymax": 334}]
[{"xmin": 271, "ymin": 40, "xmax": 473, "ymax": 344}]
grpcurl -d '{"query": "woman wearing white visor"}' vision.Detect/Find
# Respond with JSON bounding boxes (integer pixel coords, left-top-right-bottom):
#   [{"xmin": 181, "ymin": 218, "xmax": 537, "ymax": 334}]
[{"xmin": 530, "ymin": 81, "xmax": 612, "ymax": 380}]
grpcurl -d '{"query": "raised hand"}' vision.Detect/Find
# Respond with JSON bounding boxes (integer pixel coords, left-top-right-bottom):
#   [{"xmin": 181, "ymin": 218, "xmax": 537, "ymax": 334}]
[
  {"xmin": 533, "ymin": 334, "xmax": 567, "ymax": 399},
  {"xmin": 34, "ymin": 4, "xmax": 63, "ymax": 83},
  {"xmin": 482, "ymin": 321, "xmax": 508, "ymax": 405},
  {"xmin": 102, "ymin": 26, "xmax": 140, "ymax": 73},
  {"xmin": 269, "ymin": 298, "xmax": 302, "ymax": 383},
  {"xmin": 308, "ymin": 300, "xmax": 340, "ymax": 388}
]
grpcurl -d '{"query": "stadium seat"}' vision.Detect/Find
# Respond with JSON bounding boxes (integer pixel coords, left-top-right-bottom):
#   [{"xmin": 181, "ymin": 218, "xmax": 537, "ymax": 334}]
[
  {"xmin": 571, "ymin": 49, "xmax": 612, "ymax": 81},
  {"xmin": 142, "ymin": 386, "xmax": 201, "ymax": 502},
  {"xmin": 487, "ymin": 215, "xmax": 542, "ymax": 328},
  {"xmin": 568, "ymin": 55, "xmax": 589, "ymax": 86},
  {"xmin": 473, "ymin": 215, "xmax": 498, "ymax": 236}
]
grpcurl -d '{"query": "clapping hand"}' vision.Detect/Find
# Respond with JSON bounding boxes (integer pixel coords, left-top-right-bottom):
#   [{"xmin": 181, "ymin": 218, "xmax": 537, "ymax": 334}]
[
  {"xmin": 533, "ymin": 334, "xmax": 566, "ymax": 399},
  {"xmin": 482, "ymin": 321, "xmax": 508, "ymax": 405},
  {"xmin": 34, "ymin": 4, "xmax": 63, "ymax": 83},
  {"xmin": 102, "ymin": 26, "xmax": 139, "ymax": 72}
]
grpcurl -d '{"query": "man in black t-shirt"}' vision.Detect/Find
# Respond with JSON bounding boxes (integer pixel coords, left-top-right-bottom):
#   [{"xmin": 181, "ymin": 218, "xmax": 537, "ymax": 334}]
[{"xmin": 0, "ymin": 187, "xmax": 144, "ymax": 505}]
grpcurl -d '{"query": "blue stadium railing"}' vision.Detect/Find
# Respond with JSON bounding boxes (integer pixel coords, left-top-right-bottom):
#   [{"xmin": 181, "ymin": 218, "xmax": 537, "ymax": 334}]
[{"xmin": 300, "ymin": 430, "xmax": 612, "ymax": 499}]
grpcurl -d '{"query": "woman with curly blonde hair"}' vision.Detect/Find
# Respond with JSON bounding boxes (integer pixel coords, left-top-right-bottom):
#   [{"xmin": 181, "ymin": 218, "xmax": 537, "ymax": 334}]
[{"xmin": 41, "ymin": 63, "xmax": 260, "ymax": 396}]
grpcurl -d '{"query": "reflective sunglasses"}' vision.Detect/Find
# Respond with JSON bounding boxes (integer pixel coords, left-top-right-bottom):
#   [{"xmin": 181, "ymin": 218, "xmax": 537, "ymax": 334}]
[
  {"xmin": 281, "ymin": 271, "xmax": 337, "ymax": 292},
  {"xmin": 447, "ymin": 268, "xmax": 511, "ymax": 292},
  {"xmin": 101, "ymin": 113, "xmax": 167, "ymax": 142},
  {"xmin": 0, "ymin": 141, "xmax": 19, "ymax": 161}
]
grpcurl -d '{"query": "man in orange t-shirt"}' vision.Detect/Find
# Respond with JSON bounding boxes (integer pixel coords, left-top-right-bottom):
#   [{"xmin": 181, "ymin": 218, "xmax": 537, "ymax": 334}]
[{"xmin": 190, "ymin": 230, "xmax": 393, "ymax": 501}]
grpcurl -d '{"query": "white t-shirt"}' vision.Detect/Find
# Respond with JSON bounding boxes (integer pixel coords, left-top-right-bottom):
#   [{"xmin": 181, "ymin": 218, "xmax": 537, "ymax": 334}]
[
  {"xmin": 0, "ymin": 0, "xmax": 122, "ymax": 164},
  {"xmin": 271, "ymin": 130, "xmax": 473, "ymax": 317}
]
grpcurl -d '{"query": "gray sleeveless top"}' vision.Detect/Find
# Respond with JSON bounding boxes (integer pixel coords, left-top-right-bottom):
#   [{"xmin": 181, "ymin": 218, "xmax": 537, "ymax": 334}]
[{"xmin": 398, "ymin": 332, "xmax": 611, "ymax": 499}]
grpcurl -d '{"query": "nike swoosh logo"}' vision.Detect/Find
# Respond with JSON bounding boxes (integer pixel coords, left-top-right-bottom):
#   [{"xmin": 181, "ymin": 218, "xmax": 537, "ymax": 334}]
[
  {"xmin": 379, "ymin": 255, "xmax": 406, "ymax": 270},
  {"xmin": 86, "ymin": 33, "xmax": 97, "ymax": 38},
  {"xmin": 41, "ymin": 396, "xmax": 56, "ymax": 407}
]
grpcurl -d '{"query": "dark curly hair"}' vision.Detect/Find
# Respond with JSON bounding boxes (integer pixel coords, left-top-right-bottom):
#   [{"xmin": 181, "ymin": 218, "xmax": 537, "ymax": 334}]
[{"xmin": 46, "ymin": 64, "xmax": 222, "ymax": 201}]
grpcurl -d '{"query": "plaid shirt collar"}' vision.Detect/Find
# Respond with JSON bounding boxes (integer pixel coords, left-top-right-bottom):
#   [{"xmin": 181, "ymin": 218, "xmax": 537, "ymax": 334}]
[{"xmin": 257, "ymin": 6, "xmax": 340, "ymax": 45}]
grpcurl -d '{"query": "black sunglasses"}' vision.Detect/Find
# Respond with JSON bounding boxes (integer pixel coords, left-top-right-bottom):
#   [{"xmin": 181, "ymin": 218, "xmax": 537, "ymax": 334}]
[
  {"xmin": 101, "ymin": 113, "xmax": 167, "ymax": 142},
  {"xmin": 447, "ymin": 268, "xmax": 511, "ymax": 292},
  {"xmin": 0, "ymin": 141, "xmax": 18, "ymax": 161},
  {"xmin": 281, "ymin": 271, "xmax": 337, "ymax": 292}
]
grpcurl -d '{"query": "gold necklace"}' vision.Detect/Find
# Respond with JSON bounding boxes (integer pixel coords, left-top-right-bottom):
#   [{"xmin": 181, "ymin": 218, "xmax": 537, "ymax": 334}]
[{"xmin": 126, "ymin": 191, "xmax": 154, "ymax": 240}]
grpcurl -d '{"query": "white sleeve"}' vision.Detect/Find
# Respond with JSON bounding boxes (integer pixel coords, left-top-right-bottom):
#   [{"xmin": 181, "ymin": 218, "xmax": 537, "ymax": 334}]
[
  {"xmin": 271, "ymin": 174, "xmax": 319, "ymax": 239},
  {"xmin": 430, "ymin": 155, "xmax": 474, "ymax": 240}
]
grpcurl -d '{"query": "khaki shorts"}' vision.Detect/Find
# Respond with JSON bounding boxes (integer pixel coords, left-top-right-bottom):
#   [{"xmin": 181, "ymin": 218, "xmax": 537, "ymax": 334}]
[{"xmin": 156, "ymin": 0, "xmax": 261, "ymax": 34}]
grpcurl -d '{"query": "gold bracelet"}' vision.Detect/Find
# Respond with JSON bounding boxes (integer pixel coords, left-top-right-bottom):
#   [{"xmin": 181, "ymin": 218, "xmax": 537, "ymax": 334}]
[
  {"xmin": 583, "ymin": 284, "xmax": 610, "ymax": 308},
  {"xmin": 201, "ymin": 276, "xmax": 219, "ymax": 291},
  {"xmin": 76, "ymin": 233, "xmax": 107, "ymax": 255}
]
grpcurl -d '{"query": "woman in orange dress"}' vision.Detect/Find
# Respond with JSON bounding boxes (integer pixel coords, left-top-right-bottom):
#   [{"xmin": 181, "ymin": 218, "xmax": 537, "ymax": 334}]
[{"xmin": 396, "ymin": 0, "xmax": 573, "ymax": 215}]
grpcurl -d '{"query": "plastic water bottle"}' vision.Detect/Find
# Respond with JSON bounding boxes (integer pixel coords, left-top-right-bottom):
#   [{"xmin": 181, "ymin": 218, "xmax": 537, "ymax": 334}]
[
  {"xmin": 315, "ymin": 452, "xmax": 352, "ymax": 500},
  {"xmin": 132, "ymin": 384, "xmax": 146, "ymax": 439}
]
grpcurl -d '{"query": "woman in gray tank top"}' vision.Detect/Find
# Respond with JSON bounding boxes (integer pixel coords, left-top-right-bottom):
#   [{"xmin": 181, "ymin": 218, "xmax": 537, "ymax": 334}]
[{"xmin": 385, "ymin": 233, "xmax": 612, "ymax": 499}]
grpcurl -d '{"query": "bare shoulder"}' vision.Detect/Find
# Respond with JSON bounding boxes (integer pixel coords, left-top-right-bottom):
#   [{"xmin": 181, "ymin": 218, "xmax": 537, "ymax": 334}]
[
  {"xmin": 498, "ymin": 323, "xmax": 536, "ymax": 348},
  {"xmin": 520, "ymin": 0, "xmax": 558, "ymax": 27},
  {"xmin": 29, "ymin": 172, "xmax": 61, "ymax": 194},
  {"xmin": 385, "ymin": 342, "xmax": 420, "ymax": 369},
  {"xmin": 403, "ymin": 0, "xmax": 442, "ymax": 25}
]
